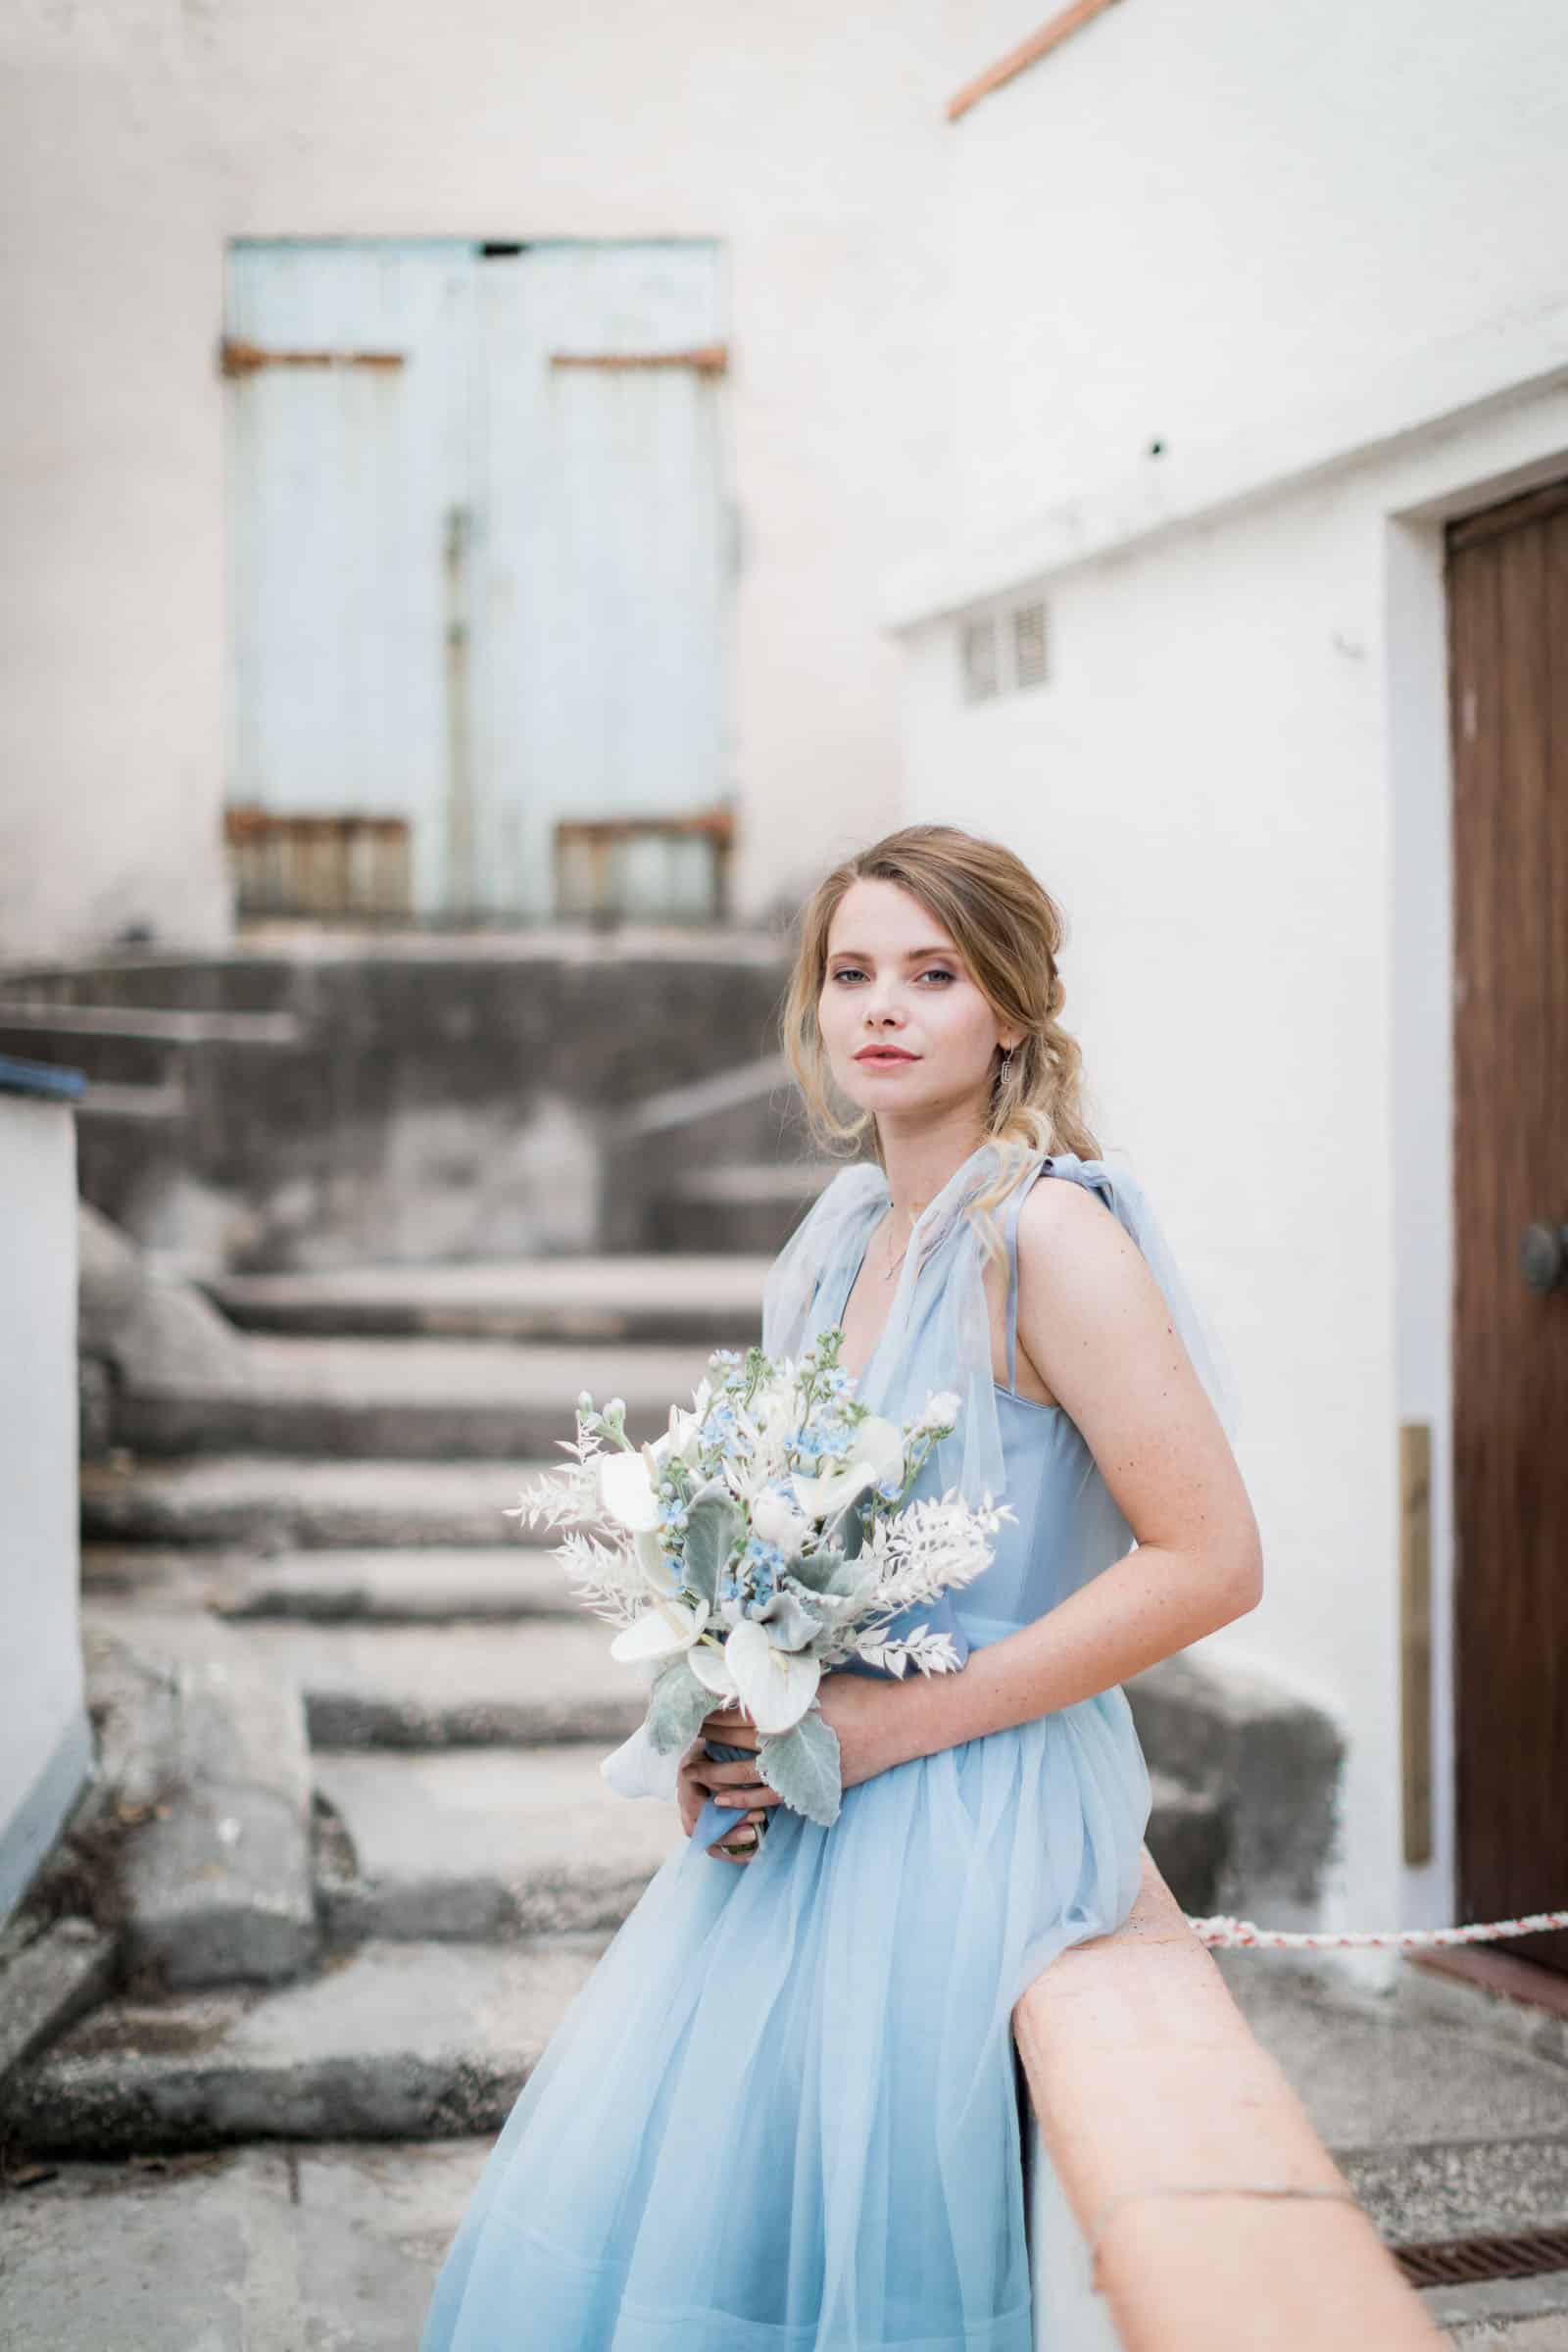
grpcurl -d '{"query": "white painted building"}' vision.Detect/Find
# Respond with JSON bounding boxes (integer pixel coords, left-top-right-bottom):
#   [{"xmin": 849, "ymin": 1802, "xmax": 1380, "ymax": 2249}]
[
  {"xmin": 891, "ymin": 0, "xmax": 1568, "ymax": 1952},
  {"xmin": 0, "ymin": 1066, "xmax": 90, "ymax": 1920},
  {"xmin": 0, "ymin": 2, "xmax": 954, "ymax": 954}
]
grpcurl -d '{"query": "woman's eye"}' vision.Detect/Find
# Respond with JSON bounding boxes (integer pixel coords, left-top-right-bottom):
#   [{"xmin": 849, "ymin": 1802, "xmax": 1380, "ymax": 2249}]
[
  {"xmin": 829, "ymin": 966, "xmax": 867, "ymax": 984},
  {"xmin": 917, "ymin": 967, "xmax": 956, "ymax": 985}
]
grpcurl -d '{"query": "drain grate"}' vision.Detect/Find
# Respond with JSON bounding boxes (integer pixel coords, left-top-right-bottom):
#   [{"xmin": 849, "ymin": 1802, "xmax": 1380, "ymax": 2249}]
[{"xmin": 1395, "ymin": 2222, "xmax": 1568, "ymax": 2289}]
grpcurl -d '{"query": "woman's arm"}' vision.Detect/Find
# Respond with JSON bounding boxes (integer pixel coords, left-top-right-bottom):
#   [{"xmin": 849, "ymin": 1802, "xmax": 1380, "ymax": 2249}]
[
  {"xmin": 816, "ymin": 1173, "xmax": 1263, "ymax": 1783},
  {"xmin": 693, "ymin": 1175, "xmax": 1262, "ymax": 1818}
]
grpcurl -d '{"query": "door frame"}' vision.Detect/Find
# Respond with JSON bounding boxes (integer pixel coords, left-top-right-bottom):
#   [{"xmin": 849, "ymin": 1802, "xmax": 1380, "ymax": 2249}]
[{"xmin": 1388, "ymin": 412, "xmax": 1568, "ymax": 1944}]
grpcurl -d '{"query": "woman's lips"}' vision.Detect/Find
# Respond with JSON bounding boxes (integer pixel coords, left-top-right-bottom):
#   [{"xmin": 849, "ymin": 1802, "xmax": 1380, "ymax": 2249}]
[{"xmin": 855, "ymin": 1048, "xmax": 918, "ymax": 1065}]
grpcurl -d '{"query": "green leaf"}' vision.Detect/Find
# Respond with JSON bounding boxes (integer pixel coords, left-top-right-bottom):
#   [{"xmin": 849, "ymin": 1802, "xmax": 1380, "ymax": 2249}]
[
  {"xmin": 784, "ymin": 1546, "xmax": 845, "ymax": 1594},
  {"xmin": 827, "ymin": 1500, "xmax": 866, "ymax": 1560},
  {"xmin": 756, "ymin": 1708, "xmax": 842, "ymax": 1827},
  {"xmin": 645, "ymin": 1658, "xmax": 718, "ymax": 1755},
  {"xmin": 681, "ymin": 1484, "xmax": 741, "ymax": 1607}
]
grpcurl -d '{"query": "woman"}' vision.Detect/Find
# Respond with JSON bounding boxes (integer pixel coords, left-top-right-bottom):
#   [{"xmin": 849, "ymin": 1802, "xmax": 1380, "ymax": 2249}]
[{"xmin": 420, "ymin": 823, "xmax": 1261, "ymax": 2350}]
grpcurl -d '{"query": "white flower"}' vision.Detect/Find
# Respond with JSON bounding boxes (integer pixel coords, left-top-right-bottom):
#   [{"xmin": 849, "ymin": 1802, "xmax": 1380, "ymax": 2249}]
[
  {"xmin": 663, "ymin": 1404, "xmax": 705, "ymax": 1467},
  {"xmin": 751, "ymin": 1486, "xmax": 810, "ymax": 1553},
  {"xmin": 723, "ymin": 1618, "xmax": 821, "ymax": 1733},
  {"xmin": 634, "ymin": 1527, "xmax": 678, "ymax": 1597},
  {"xmin": 686, "ymin": 1639, "xmax": 739, "ymax": 1699},
  {"xmin": 597, "ymin": 1450, "xmax": 661, "ymax": 1532},
  {"xmin": 790, "ymin": 1414, "xmax": 906, "ymax": 1521},
  {"xmin": 609, "ymin": 1593, "xmax": 710, "ymax": 1663},
  {"xmin": 916, "ymin": 1391, "xmax": 961, "ymax": 1435}
]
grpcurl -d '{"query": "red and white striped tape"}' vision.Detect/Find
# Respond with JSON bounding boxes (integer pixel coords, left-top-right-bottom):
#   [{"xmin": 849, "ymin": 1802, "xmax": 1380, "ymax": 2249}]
[{"xmin": 1187, "ymin": 1908, "xmax": 1568, "ymax": 1951}]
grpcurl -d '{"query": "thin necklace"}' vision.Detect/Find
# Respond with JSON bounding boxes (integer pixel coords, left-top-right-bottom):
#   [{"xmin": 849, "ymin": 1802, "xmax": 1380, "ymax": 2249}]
[{"xmin": 880, "ymin": 1201, "xmax": 921, "ymax": 1282}]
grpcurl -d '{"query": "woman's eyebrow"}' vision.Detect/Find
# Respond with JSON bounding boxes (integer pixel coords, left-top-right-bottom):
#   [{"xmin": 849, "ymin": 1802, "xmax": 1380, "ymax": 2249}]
[{"xmin": 826, "ymin": 945, "xmax": 960, "ymax": 963}]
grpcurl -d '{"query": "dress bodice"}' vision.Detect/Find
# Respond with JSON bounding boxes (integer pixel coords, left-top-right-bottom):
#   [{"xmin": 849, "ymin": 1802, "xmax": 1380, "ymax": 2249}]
[{"xmin": 803, "ymin": 1154, "xmax": 1137, "ymax": 1647}]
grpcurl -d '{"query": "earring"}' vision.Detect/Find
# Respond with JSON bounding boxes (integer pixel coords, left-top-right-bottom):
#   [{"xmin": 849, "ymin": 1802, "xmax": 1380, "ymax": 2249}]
[{"xmin": 998, "ymin": 1046, "xmax": 1014, "ymax": 1084}]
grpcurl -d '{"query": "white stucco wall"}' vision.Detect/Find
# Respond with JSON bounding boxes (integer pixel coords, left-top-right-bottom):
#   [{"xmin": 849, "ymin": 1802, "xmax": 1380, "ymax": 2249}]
[
  {"xmin": 0, "ymin": 3, "xmax": 954, "ymax": 961},
  {"xmin": 0, "ymin": 1090, "xmax": 89, "ymax": 1923},
  {"xmin": 896, "ymin": 381, "xmax": 1568, "ymax": 1940},
  {"xmin": 932, "ymin": 0, "xmax": 1568, "ymax": 551},
  {"xmin": 886, "ymin": 0, "xmax": 1568, "ymax": 1949}
]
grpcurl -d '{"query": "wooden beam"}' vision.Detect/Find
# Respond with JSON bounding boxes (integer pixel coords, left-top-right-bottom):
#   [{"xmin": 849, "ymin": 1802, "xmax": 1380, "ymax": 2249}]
[
  {"xmin": 549, "ymin": 344, "xmax": 728, "ymax": 374},
  {"xmin": 219, "ymin": 338, "xmax": 405, "ymax": 377},
  {"xmin": 947, "ymin": 0, "xmax": 1124, "ymax": 123},
  {"xmin": 1399, "ymin": 1420, "xmax": 1433, "ymax": 1866}
]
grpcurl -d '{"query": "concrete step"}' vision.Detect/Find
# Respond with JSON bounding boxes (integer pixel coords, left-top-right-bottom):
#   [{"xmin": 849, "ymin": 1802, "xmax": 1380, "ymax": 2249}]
[
  {"xmin": 81, "ymin": 1454, "xmax": 564, "ymax": 1550},
  {"xmin": 0, "ymin": 2137, "xmax": 495, "ymax": 2352},
  {"xmin": 1214, "ymin": 1950, "xmax": 1568, "ymax": 2154},
  {"xmin": 1, "ymin": 1937, "xmax": 603, "ymax": 2153},
  {"xmin": 307, "ymin": 1750, "xmax": 1216, "ymax": 1944},
  {"xmin": 83, "ymin": 1544, "xmax": 576, "ymax": 1623},
  {"xmin": 0, "ymin": 1025, "xmax": 174, "ymax": 1089},
  {"xmin": 211, "ymin": 1615, "xmax": 644, "ymax": 1749},
  {"xmin": 74, "ymin": 1078, "xmax": 187, "ymax": 1122},
  {"xmin": 201, "ymin": 1252, "xmax": 769, "ymax": 1343},
  {"xmin": 1, "ymin": 2142, "xmax": 1561, "ymax": 2352},
  {"xmin": 314, "ymin": 1743, "xmax": 680, "ymax": 1941},
  {"xmin": 651, "ymin": 1159, "xmax": 832, "ymax": 1253},
  {"xmin": 112, "ymin": 1334, "xmax": 712, "ymax": 1458},
  {"xmin": 0, "ymin": 1004, "xmax": 301, "ymax": 1093}
]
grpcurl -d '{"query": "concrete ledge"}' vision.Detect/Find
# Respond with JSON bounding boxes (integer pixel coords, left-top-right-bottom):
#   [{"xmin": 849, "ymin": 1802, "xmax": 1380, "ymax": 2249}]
[
  {"xmin": 84, "ymin": 1627, "xmax": 318, "ymax": 1989},
  {"xmin": 0, "ymin": 1709, "xmax": 94, "ymax": 1927},
  {"xmin": 1013, "ymin": 1851, "xmax": 1443, "ymax": 2350},
  {"xmin": 1126, "ymin": 1651, "xmax": 1343, "ymax": 1912}
]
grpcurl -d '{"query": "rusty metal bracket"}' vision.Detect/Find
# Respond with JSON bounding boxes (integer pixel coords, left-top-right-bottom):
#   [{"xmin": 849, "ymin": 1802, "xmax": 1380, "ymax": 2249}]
[
  {"xmin": 548, "ymin": 344, "xmax": 728, "ymax": 374},
  {"xmin": 220, "ymin": 338, "xmax": 407, "ymax": 377}
]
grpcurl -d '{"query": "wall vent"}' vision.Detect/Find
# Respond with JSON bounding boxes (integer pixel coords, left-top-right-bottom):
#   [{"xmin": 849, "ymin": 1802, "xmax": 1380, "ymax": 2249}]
[
  {"xmin": 958, "ymin": 599, "xmax": 1049, "ymax": 702},
  {"xmin": 1012, "ymin": 601, "xmax": 1048, "ymax": 688},
  {"xmin": 960, "ymin": 616, "xmax": 1000, "ymax": 703}
]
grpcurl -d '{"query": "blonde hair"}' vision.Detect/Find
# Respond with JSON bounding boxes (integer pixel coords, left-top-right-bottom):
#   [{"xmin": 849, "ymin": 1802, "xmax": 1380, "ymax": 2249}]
[{"xmin": 781, "ymin": 824, "xmax": 1101, "ymax": 1245}]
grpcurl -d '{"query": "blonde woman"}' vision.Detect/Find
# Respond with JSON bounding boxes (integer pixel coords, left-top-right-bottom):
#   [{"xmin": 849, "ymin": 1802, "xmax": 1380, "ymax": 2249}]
[{"xmin": 420, "ymin": 824, "xmax": 1260, "ymax": 2350}]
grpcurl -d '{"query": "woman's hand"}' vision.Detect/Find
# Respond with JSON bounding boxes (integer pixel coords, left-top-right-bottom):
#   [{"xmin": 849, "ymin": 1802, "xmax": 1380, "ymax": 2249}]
[
  {"xmin": 676, "ymin": 1714, "xmax": 773, "ymax": 1864},
  {"xmin": 677, "ymin": 1675, "xmax": 911, "ymax": 1863}
]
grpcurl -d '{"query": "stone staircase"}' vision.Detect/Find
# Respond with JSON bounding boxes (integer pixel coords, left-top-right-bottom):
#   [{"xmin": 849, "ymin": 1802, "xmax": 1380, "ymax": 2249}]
[
  {"xmin": 7, "ymin": 1260, "xmax": 1567, "ymax": 2342},
  {"xmin": 9, "ymin": 1252, "xmax": 1233, "ymax": 2157},
  {"xmin": 0, "ymin": 942, "xmax": 821, "ymax": 1267}
]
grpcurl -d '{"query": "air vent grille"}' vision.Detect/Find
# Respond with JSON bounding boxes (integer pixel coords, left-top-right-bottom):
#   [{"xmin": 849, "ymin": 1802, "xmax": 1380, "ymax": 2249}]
[
  {"xmin": 1013, "ymin": 601, "xmax": 1048, "ymax": 688},
  {"xmin": 1394, "ymin": 2223, "xmax": 1568, "ymax": 2290},
  {"xmin": 961, "ymin": 616, "xmax": 1000, "ymax": 702},
  {"xmin": 958, "ymin": 599, "xmax": 1048, "ymax": 702}
]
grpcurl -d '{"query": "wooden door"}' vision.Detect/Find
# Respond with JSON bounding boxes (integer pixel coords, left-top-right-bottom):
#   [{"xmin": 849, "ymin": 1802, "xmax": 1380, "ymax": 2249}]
[
  {"xmin": 473, "ymin": 242, "xmax": 730, "ymax": 920},
  {"xmin": 225, "ymin": 241, "xmax": 479, "ymax": 918},
  {"xmin": 1447, "ymin": 479, "xmax": 1568, "ymax": 1974},
  {"xmin": 224, "ymin": 239, "xmax": 728, "ymax": 922}
]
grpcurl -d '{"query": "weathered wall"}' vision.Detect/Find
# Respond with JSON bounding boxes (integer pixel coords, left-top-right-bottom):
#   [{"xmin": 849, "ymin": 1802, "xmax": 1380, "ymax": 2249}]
[
  {"xmin": 0, "ymin": 3, "xmax": 955, "ymax": 962},
  {"xmin": 0, "ymin": 942, "xmax": 797, "ymax": 1268},
  {"xmin": 0, "ymin": 1090, "xmax": 90, "ymax": 1922},
  {"xmin": 929, "ymin": 0, "xmax": 1568, "ymax": 551}
]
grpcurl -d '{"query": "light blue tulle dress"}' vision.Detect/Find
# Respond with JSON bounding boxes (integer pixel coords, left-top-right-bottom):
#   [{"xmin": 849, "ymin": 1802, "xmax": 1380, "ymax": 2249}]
[{"xmin": 419, "ymin": 1144, "xmax": 1235, "ymax": 2351}]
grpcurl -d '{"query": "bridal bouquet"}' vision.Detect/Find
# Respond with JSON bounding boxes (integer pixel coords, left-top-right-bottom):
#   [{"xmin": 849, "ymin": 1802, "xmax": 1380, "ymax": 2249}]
[{"xmin": 507, "ymin": 1331, "xmax": 1010, "ymax": 1830}]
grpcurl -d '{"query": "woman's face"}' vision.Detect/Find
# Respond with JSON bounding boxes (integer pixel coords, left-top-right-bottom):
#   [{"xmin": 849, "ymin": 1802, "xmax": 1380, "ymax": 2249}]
[{"xmin": 818, "ymin": 878, "xmax": 1016, "ymax": 1129}]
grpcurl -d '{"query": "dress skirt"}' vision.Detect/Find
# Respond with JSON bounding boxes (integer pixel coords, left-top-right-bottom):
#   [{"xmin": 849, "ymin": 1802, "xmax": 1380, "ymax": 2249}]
[{"xmin": 418, "ymin": 1681, "xmax": 1150, "ymax": 2352}]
